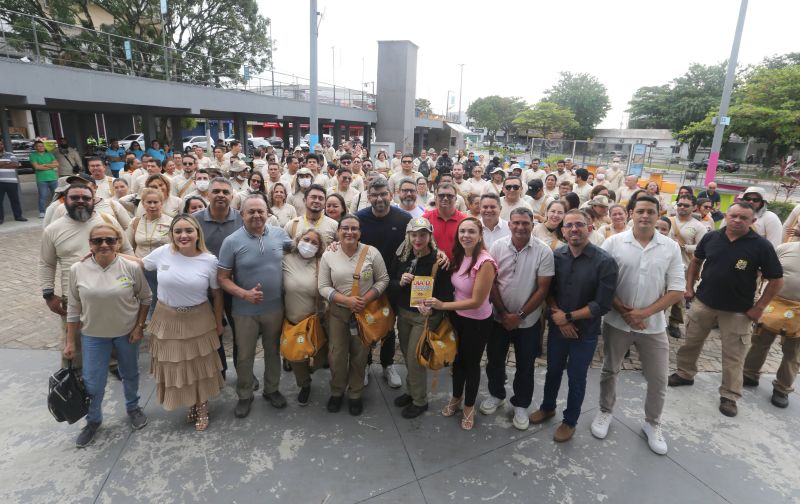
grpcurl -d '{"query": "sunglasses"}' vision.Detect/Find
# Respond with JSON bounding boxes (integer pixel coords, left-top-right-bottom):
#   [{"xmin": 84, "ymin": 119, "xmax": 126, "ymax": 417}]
[
  {"xmin": 182, "ymin": 162, "xmax": 195, "ymax": 166},
  {"xmin": 437, "ymin": 194, "xmax": 456, "ymax": 200},
  {"xmin": 504, "ymin": 185, "xmax": 520, "ymax": 190},
  {"xmin": 742, "ymin": 197, "xmax": 762, "ymax": 203},
  {"xmin": 90, "ymin": 237, "xmax": 118, "ymax": 245},
  {"xmin": 68, "ymin": 195, "xmax": 93, "ymax": 202}
]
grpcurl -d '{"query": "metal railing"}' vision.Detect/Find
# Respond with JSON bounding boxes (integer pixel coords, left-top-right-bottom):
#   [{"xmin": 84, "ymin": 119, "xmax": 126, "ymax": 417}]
[{"xmin": 0, "ymin": 7, "xmax": 375, "ymax": 110}]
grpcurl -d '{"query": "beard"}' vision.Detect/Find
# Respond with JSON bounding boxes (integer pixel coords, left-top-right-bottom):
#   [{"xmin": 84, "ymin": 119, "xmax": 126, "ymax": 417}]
[
  {"xmin": 402, "ymin": 197, "xmax": 417, "ymax": 207},
  {"xmin": 66, "ymin": 204, "xmax": 93, "ymax": 222}
]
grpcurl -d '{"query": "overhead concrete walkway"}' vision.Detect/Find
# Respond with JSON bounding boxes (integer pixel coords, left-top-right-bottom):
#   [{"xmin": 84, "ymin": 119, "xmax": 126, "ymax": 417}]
[{"xmin": 2, "ymin": 348, "xmax": 798, "ymax": 503}]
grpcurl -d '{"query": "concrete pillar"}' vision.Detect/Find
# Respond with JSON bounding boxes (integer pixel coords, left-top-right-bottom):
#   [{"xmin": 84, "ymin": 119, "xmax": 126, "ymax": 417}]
[
  {"xmin": 171, "ymin": 116, "xmax": 182, "ymax": 154},
  {"xmin": 363, "ymin": 124, "xmax": 372, "ymax": 152},
  {"xmin": 0, "ymin": 108, "xmax": 11, "ymax": 149},
  {"xmin": 235, "ymin": 114, "xmax": 248, "ymax": 153},
  {"xmin": 281, "ymin": 119, "xmax": 291, "ymax": 151},
  {"xmin": 210, "ymin": 119, "xmax": 221, "ymax": 146},
  {"xmin": 291, "ymin": 120, "xmax": 300, "ymax": 151},
  {"xmin": 142, "ymin": 110, "xmax": 156, "ymax": 146},
  {"xmin": 376, "ymin": 41, "xmax": 418, "ymax": 153},
  {"xmin": 332, "ymin": 121, "xmax": 341, "ymax": 147}
]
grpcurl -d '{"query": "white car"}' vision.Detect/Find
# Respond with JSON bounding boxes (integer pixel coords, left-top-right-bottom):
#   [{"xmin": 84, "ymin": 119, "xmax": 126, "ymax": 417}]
[
  {"xmin": 182, "ymin": 136, "xmax": 215, "ymax": 151},
  {"xmin": 119, "ymin": 133, "xmax": 144, "ymax": 150}
]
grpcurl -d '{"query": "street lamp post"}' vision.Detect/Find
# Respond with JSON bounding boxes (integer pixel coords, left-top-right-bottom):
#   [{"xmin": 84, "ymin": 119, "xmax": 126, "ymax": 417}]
[
  {"xmin": 706, "ymin": 0, "xmax": 748, "ymax": 185},
  {"xmin": 457, "ymin": 63, "xmax": 464, "ymax": 123},
  {"xmin": 309, "ymin": 0, "xmax": 319, "ymax": 147}
]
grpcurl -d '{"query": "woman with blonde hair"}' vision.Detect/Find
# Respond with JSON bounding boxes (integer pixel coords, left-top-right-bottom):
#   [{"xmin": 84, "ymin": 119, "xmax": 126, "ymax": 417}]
[
  {"xmin": 282, "ymin": 228, "xmax": 327, "ymax": 405},
  {"xmin": 142, "ymin": 214, "xmax": 224, "ymax": 431},
  {"xmin": 64, "ymin": 222, "xmax": 151, "ymax": 447},
  {"xmin": 270, "ymin": 182, "xmax": 297, "ymax": 227}
]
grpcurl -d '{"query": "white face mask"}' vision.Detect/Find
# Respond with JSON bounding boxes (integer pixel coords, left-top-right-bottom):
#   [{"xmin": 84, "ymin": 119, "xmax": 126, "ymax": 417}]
[
  {"xmin": 297, "ymin": 241, "xmax": 318, "ymax": 258},
  {"xmin": 196, "ymin": 180, "xmax": 210, "ymax": 191},
  {"xmin": 298, "ymin": 178, "xmax": 312, "ymax": 188}
]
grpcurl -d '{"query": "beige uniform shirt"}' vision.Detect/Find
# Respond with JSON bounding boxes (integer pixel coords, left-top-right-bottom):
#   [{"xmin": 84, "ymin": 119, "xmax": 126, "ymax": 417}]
[
  {"xmin": 67, "ymin": 256, "xmax": 151, "ymax": 337},
  {"xmin": 328, "ymin": 186, "xmax": 360, "ymax": 214},
  {"xmin": 283, "ymin": 252, "xmax": 325, "ymax": 324},
  {"xmin": 669, "ymin": 216, "xmax": 708, "ymax": 266},
  {"xmin": 776, "ymin": 242, "xmax": 800, "ymax": 300},
  {"xmin": 40, "ymin": 213, "xmax": 133, "ymax": 296},
  {"xmin": 284, "ymin": 214, "xmax": 339, "ymax": 246},
  {"xmin": 499, "ymin": 197, "xmax": 532, "ymax": 221},
  {"xmin": 126, "ymin": 213, "xmax": 173, "ymax": 257},
  {"xmin": 271, "ymin": 203, "xmax": 298, "ymax": 227},
  {"xmin": 318, "ymin": 243, "xmax": 389, "ymax": 303}
]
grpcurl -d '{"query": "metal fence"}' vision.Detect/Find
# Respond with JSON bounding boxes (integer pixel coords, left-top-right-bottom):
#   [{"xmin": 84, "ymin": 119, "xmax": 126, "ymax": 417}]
[{"xmin": 0, "ymin": 7, "xmax": 374, "ymax": 110}]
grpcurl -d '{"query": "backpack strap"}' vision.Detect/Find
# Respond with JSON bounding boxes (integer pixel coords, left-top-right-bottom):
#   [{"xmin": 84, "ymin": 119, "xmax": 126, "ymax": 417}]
[
  {"xmin": 351, "ymin": 245, "xmax": 370, "ymax": 297},
  {"xmin": 130, "ymin": 216, "xmax": 141, "ymax": 250},
  {"xmin": 177, "ymin": 178, "xmax": 193, "ymax": 198},
  {"xmin": 671, "ymin": 217, "xmax": 687, "ymax": 247},
  {"xmin": 291, "ymin": 219, "xmax": 299, "ymax": 239}
]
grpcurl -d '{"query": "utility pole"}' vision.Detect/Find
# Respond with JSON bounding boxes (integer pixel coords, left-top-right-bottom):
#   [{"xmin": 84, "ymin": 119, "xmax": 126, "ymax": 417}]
[
  {"xmin": 269, "ymin": 21, "xmax": 275, "ymax": 96},
  {"xmin": 309, "ymin": 0, "xmax": 319, "ymax": 147},
  {"xmin": 706, "ymin": 0, "xmax": 748, "ymax": 185},
  {"xmin": 331, "ymin": 46, "xmax": 335, "ymax": 103},
  {"xmin": 457, "ymin": 63, "xmax": 464, "ymax": 123},
  {"xmin": 445, "ymin": 90, "xmax": 451, "ymax": 120},
  {"xmin": 160, "ymin": 0, "xmax": 169, "ymax": 81}
]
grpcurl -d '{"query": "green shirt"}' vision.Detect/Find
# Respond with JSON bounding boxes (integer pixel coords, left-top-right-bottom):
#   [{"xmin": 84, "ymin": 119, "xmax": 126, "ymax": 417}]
[{"xmin": 29, "ymin": 151, "xmax": 58, "ymax": 182}]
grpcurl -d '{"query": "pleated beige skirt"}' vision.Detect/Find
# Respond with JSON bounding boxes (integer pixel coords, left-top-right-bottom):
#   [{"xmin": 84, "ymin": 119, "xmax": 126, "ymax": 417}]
[{"xmin": 149, "ymin": 301, "xmax": 224, "ymax": 411}]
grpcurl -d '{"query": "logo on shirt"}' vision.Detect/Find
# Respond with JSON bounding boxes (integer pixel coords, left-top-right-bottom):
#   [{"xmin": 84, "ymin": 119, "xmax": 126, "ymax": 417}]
[
  {"xmin": 116, "ymin": 275, "xmax": 133, "ymax": 288},
  {"xmin": 735, "ymin": 259, "xmax": 748, "ymax": 270}
]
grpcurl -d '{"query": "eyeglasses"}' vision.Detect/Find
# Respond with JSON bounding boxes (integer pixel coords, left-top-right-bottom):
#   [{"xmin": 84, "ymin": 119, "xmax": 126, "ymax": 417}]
[
  {"xmin": 90, "ymin": 237, "xmax": 118, "ymax": 245},
  {"xmin": 562, "ymin": 222, "xmax": 587, "ymax": 229},
  {"xmin": 401, "ymin": 160, "xmax": 413, "ymax": 164},
  {"xmin": 742, "ymin": 197, "xmax": 762, "ymax": 203},
  {"xmin": 702, "ymin": 205, "xmax": 712, "ymax": 210},
  {"xmin": 182, "ymin": 162, "xmax": 195, "ymax": 166},
  {"xmin": 340, "ymin": 161, "xmax": 352, "ymax": 165},
  {"xmin": 504, "ymin": 185, "xmax": 520, "ymax": 190},
  {"xmin": 437, "ymin": 194, "xmax": 456, "ymax": 200}
]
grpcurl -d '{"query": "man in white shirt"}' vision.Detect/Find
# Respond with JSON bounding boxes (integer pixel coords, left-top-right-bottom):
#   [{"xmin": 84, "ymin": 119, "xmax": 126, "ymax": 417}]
[
  {"xmin": 87, "ymin": 156, "xmax": 116, "ymax": 201},
  {"xmin": 573, "ymin": 168, "xmax": 593, "ymax": 205},
  {"xmin": 593, "ymin": 195, "xmax": 684, "ymax": 455},
  {"xmin": 604, "ymin": 157, "xmax": 624, "ymax": 191},
  {"xmin": 554, "ymin": 160, "xmax": 574, "ymax": 185},
  {"xmin": 482, "ymin": 207, "xmax": 554, "ymax": 430},
  {"xmin": 396, "ymin": 178, "xmax": 426, "ymax": 218},
  {"xmin": 390, "ymin": 150, "xmax": 403, "ymax": 173},
  {"xmin": 499, "ymin": 176, "xmax": 532, "ymax": 220},
  {"xmin": 279, "ymin": 154, "xmax": 301, "ymax": 188},
  {"xmin": 451, "ymin": 163, "xmax": 471, "ymax": 198},
  {"xmin": 171, "ymin": 154, "xmax": 197, "ymax": 199},
  {"xmin": 522, "ymin": 158, "xmax": 546, "ymax": 185},
  {"xmin": 617, "ymin": 175, "xmax": 640, "ymax": 206},
  {"xmin": 479, "ymin": 193, "xmax": 510, "ymax": 249},
  {"xmin": 208, "ymin": 146, "xmax": 226, "ymax": 174},
  {"xmin": 194, "ymin": 145, "xmax": 212, "ymax": 170},
  {"xmin": 388, "ymin": 153, "xmax": 422, "ymax": 198}
]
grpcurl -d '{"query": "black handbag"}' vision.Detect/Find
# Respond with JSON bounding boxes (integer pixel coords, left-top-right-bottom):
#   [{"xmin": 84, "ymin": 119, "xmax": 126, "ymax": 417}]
[{"xmin": 47, "ymin": 362, "xmax": 89, "ymax": 424}]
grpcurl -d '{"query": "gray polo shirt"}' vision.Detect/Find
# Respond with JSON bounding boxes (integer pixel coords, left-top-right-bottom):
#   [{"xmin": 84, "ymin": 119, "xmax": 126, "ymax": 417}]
[
  {"xmin": 218, "ymin": 225, "xmax": 293, "ymax": 316},
  {"xmin": 193, "ymin": 207, "xmax": 243, "ymax": 258}
]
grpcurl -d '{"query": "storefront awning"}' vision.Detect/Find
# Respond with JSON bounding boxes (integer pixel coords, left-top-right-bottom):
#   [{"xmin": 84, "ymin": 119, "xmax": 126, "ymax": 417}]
[{"xmin": 446, "ymin": 122, "xmax": 471, "ymax": 134}]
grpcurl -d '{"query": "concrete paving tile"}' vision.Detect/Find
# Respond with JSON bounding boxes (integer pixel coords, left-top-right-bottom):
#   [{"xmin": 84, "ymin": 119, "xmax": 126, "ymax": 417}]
[{"xmin": 360, "ymin": 481, "xmax": 426, "ymax": 503}]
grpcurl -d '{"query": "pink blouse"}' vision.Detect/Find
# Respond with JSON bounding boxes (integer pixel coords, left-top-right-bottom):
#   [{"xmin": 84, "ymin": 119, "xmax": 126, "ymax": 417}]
[{"xmin": 450, "ymin": 250, "xmax": 497, "ymax": 320}]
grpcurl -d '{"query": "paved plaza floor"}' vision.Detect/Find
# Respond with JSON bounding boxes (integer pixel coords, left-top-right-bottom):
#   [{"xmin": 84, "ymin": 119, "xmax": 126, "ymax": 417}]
[{"xmin": 2, "ymin": 348, "xmax": 799, "ymax": 504}]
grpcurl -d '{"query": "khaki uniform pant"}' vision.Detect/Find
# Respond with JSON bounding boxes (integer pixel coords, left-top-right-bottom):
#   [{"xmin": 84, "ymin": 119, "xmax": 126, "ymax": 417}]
[
  {"xmin": 290, "ymin": 342, "xmax": 329, "ymax": 388},
  {"xmin": 668, "ymin": 298, "xmax": 685, "ymax": 328},
  {"xmin": 327, "ymin": 304, "xmax": 368, "ymax": 399},
  {"xmin": 675, "ymin": 299, "xmax": 753, "ymax": 401},
  {"xmin": 600, "ymin": 323, "xmax": 669, "ymax": 425},
  {"xmin": 397, "ymin": 308, "xmax": 443, "ymax": 407},
  {"xmin": 743, "ymin": 329, "xmax": 800, "ymax": 395},
  {"xmin": 233, "ymin": 308, "xmax": 284, "ymax": 400}
]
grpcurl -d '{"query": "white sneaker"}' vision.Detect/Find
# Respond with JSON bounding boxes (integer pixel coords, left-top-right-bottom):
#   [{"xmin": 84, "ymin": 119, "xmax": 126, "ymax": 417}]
[
  {"xmin": 383, "ymin": 365, "xmax": 401, "ymax": 388},
  {"xmin": 590, "ymin": 411, "xmax": 613, "ymax": 439},
  {"xmin": 479, "ymin": 395, "xmax": 505, "ymax": 415},
  {"xmin": 512, "ymin": 407, "xmax": 529, "ymax": 430},
  {"xmin": 642, "ymin": 421, "xmax": 668, "ymax": 455},
  {"xmin": 364, "ymin": 365, "xmax": 370, "ymax": 387}
]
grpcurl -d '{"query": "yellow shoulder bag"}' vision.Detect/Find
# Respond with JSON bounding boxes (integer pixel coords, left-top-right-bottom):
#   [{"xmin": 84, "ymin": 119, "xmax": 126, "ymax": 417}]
[
  {"xmin": 280, "ymin": 259, "xmax": 327, "ymax": 363},
  {"xmin": 352, "ymin": 245, "xmax": 395, "ymax": 347}
]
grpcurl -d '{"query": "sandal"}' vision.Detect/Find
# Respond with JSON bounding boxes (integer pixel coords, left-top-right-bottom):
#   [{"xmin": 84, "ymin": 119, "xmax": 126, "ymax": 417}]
[
  {"xmin": 195, "ymin": 401, "xmax": 209, "ymax": 432},
  {"xmin": 186, "ymin": 405, "xmax": 197, "ymax": 424},
  {"xmin": 441, "ymin": 397, "xmax": 462, "ymax": 417},
  {"xmin": 461, "ymin": 406, "xmax": 475, "ymax": 431}
]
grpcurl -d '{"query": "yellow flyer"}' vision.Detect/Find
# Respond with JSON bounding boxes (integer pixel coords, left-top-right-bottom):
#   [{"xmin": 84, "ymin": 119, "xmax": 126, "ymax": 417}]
[{"xmin": 410, "ymin": 276, "xmax": 434, "ymax": 306}]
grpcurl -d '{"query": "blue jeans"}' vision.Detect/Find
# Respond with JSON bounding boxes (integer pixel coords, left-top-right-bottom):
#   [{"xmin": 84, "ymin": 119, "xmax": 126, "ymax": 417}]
[
  {"xmin": 143, "ymin": 269, "xmax": 158, "ymax": 320},
  {"xmin": 540, "ymin": 327, "xmax": 598, "ymax": 426},
  {"xmin": 81, "ymin": 334, "xmax": 141, "ymax": 424},
  {"xmin": 486, "ymin": 320, "xmax": 541, "ymax": 408},
  {"xmin": 36, "ymin": 179, "xmax": 59, "ymax": 214}
]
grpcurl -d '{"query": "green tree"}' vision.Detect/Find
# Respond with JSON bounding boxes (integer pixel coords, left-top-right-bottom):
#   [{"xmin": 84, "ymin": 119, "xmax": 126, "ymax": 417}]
[
  {"xmin": 543, "ymin": 72, "xmax": 610, "ymax": 139},
  {"xmin": 626, "ymin": 85, "xmax": 671, "ymax": 129},
  {"xmin": 415, "ymin": 98, "xmax": 432, "ymax": 113},
  {"xmin": 512, "ymin": 101, "xmax": 578, "ymax": 139},
  {"xmin": 673, "ymin": 111, "xmax": 719, "ymax": 161},
  {"xmin": 729, "ymin": 65, "xmax": 800, "ymax": 167},
  {"xmin": 1, "ymin": 0, "xmax": 271, "ymax": 85},
  {"xmin": 467, "ymin": 95, "xmax": 526, "ymax": 145},
  {"xmin": 760, "ymin": 52, "xmax": 800, "ymax": 70}
]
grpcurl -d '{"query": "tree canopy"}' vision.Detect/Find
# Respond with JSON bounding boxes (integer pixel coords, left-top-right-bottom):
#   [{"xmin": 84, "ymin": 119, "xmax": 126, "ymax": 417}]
[
  {"xmin": 1, "ymin": 0, "xmax": 272, "ymax": 84},
  {"xmin": 415, "ymin": 98, "xmax": 432, "ymax": 113},
  {"xmin": 467, "ymin": 95, "xmax": 526, "ymax": 144},
  {"xmin": 512, "ymin": 101, "xmax": 578, "ymax": 139},
  {"xmin": 543, "ymin": 72, "xmax": 610, "ymax": 139}
]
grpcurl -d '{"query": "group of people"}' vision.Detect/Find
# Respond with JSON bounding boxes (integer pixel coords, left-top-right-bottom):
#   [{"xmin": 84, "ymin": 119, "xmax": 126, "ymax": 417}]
[{"xmin": 36, "ymin": 141, "xmax": 797, "ymax": 459}]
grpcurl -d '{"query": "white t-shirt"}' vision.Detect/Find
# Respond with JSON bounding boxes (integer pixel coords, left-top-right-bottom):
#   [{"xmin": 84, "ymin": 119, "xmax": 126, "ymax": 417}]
[{"xmin": 143, "ymin": 244, "xmax": 219, "ymax": 307}]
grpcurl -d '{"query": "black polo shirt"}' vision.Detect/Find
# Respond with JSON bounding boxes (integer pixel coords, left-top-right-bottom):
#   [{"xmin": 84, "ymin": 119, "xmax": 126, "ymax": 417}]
[{"xmin": 694, "ymin": 228, "xmax": 783, "ymax": 312}]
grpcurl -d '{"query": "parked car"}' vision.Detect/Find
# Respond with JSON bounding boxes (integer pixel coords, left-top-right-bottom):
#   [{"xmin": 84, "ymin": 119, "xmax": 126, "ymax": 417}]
[
  {"xmin": 267, "ymin": 136, "xmax": 285, "ymax": 148},
  {"xmin": 689, "ymin": 158, "xmax": 740, "ymax": 173},
  {"xmin": 9, "ymin": 133, "xmax": 34, "ymax": 171},
  {"xmin": 182, "ymin": 136, "xmax": 215, "ymax": 151},
  {"xmin": 302, "ymin": 133, "xmax": 334, "ymax": 146},
  {"xmin": 223, "ymin": 133, "xmax": 253, "ymax": 146},
  {"xmin": 601, "ymin": 151, "xmax": 628, "ymax": 161},
  {"xmin": 118, "ymin": 133, "xmax": 144, "ymax": 150}
]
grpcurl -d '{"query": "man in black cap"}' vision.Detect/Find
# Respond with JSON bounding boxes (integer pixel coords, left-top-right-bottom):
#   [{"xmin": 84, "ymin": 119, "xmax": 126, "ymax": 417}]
[{"xmin": 527, "ymin": 179, "xmax": 553, "ymax": 224}]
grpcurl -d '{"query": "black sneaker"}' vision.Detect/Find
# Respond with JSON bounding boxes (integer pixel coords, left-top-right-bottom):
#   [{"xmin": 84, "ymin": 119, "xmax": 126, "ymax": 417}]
[
  {"xmin": 394, "ymin": 394, "xmax": 413, "ymax": 408},
  {"xmin": 109, "ymin": 365, "xmax": 122, "ymax": 381},
  {"xmin": 667, "ymin": 325, "xmax": 682, "ymax": 339},
  {"xmin": 298, "ymin": 386, "xmax": 311, "ymax": 406},
  {"xmin": 253, "ymin": 376, "xmax": 260, "ymax": 391},
  {"xmin": 15, "ymin": 217, "xmax": 28, "ymax": 222},
  {"xmin": 234, "ymin": 396, "xmax": 254, "ymax": 418},
  {"xmin": 348, "ymin": 397, "xmax": 363, "ymax": 416},
  {"xmin": 327, "ymin": 395, "xmax": 343, "ymax": 413},
  {"xmin": 401, "ymin": 403, "xmax": 428, "ymax": 419},
  {"xmin": 75, "ymin": 422, "xmax": 100, "ymax": 448},
  {"xmin": 742, "ymin": 374, "xmax": 759, "ymax": 387},
  {"xmin": 719, "ymin": 397, "xmax": 738, "ymax": 417},
  {"xmin": 668, "ymin": 373, "xmax": 694, "ymax": 387},
  {"xmin": 771, "ymin": 390, "xmax": 789, "ymax": 408},
  {"xmin": 127, "ymin": 407, "xmax": 148, "ymax": 430},
  {"xmin": 262, "ymin": 391, "xmax": 287, "ymax": 409}
]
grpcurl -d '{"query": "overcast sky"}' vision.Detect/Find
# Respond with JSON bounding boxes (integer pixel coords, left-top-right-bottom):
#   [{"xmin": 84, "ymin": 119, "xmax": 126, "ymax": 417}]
[{"xmin": 258, "ymin": 0, "xmax": 799, "ymax": 129}]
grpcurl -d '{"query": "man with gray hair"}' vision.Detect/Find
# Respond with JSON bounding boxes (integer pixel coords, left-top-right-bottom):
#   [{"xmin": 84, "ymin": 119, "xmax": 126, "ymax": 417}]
[
  {"xmin": 218, "ymin": 195, "xmax": 293, "ymax": 417},
  {"xmin": 396, "ymin": 177, "xmax": 426, "ymax": 218}
]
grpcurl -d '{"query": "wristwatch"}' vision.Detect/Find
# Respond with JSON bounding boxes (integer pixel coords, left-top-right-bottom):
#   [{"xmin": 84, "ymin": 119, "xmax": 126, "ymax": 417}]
[
  {"xmin": 43, "ymin": 292, "xmax": 55, "ymax": 301},
  {"xmin": 517, "ymin": 310, "xmax": 527, "ymax": 319},
  {"xmin": 565, "ymin": 311, "xmax": 574, "ymax": 323}
]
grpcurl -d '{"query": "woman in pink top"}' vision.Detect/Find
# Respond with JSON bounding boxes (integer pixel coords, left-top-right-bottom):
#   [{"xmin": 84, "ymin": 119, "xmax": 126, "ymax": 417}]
[{"xmin": 424, "ymin": 217, "xmax": 497, "ymax": 430}]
